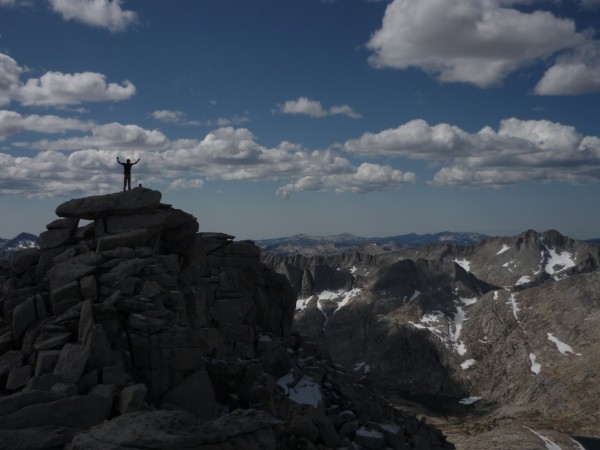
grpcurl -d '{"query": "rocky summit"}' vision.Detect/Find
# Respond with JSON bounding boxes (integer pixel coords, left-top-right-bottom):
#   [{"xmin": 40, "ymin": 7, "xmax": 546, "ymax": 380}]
[
  {"xmin": 0, "ymin": 188, "xmax": 453, "ymax": 450},
  {"xmin": 262, "ymin": 230, "xmax": 600, "ymax": 449}
]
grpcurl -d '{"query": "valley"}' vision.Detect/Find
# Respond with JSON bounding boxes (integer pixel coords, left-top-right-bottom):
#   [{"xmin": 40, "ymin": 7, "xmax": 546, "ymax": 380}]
[{"xmin": 261, "ymin": 229, "xmax": 600, "ymax": 449}]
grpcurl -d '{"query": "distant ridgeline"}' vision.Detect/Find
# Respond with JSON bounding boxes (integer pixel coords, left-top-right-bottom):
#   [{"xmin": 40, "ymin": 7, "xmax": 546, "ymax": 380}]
[{"xmin": 0, "ymin": 232, "xmax": 38, "ymax": 261}]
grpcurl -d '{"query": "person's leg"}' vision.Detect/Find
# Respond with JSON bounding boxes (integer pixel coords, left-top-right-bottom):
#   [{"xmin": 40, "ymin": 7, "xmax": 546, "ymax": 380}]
[
  {"xmin": 127, "ymin": 174, "xmax": 132, "ymax": 190},
  {"xmin": 123, "ymin": 175, "xmax": 127, "ymax": 191}
]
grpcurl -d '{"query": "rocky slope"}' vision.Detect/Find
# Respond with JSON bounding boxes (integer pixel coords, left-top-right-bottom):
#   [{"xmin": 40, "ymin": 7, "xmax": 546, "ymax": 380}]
[
  {"xmin": 0, "ymin": 233, "xmax": 38, "ymax": 262},
  {"xmin": 262, "ymin": 230, "xmax": 600, "ymax": 449},
  {"xmin": 0, "ymin": 188, "xmax": 453, "ymax": 450}
]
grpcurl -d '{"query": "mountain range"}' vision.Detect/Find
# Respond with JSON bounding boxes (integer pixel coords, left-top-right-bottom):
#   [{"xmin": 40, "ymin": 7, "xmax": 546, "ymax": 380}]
[
  {"xmin": 261, "ymin": 229, "xmax": 600, "ymax": 449},
  {"xmin": 2, "ymin": 224, "xmax": 600, "ymax": 449}
]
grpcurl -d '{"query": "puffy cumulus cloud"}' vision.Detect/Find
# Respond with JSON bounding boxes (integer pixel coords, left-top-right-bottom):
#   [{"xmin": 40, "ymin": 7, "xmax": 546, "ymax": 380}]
[
  {"xmin": 535, "ymin": 41, "xmax": 600, "ymax": 95},
  {"xmin": 276, "ymin": 163, "xmax": 416, "ymax": 198},
  {"xmin": 28, "ymin": 122, "xmax": 168, "ymax": 152},
  {"xmin": 0, "ymin": 53, "xmax": 136, "ymax": 106},
  {"xmin": 535, "ymin": 63, "xmax": 600, "ymax": 95},
  {"xmin": 0, "ymin": 109, "xmax": 93, "ymax": 139},
  {"xmin": 49, "ymin": 0, "xmax": 137, "ymax": 33},
  {"xmin": 343, "ymin": 119, "xmax": 477, "ymax": 159},
  {"xmin": 162, "ymin": 127, "xmax": 354, "ymax": 181},
  {"xmin": 367, "ymin": 0, "xmax": 586, "ymax": 88},
  {"xmin": 343, "ymin": 117, "xmax": 600, "ymax": 187},
  {"xmin": 277, "ymin": 97, "xmax": 362, "ymax": 119},
  {"xmin": 152, "ymin": 110, "xmax": 185, "ymax": 123},
  {"xmin": 19, "ymin": 71, "xmax": 135, "ymax": 106}
]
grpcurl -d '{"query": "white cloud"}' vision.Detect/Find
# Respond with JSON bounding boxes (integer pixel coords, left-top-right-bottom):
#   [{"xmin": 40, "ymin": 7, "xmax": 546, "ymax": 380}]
[
  {"xmin": 278, "ymin": 97, "xmax": 361, "ymax": 119},
  {"xmin": 276, "ymin": 162, "xmax": 416, "ymax": 197},
  {"xmin": 28, "ymin": 122, "xmax": 168, "ymax": 152},
  {"xmin": 0, "ymin": 53, "xmax": 136, "ymax": 106},
  {"xmin": 0, "ymin": 109, "xmax": 93, "ymax": 139},
  {"xmin": 152, "ymin": 110, "xmax": 185, "ymax": 123},
  {"xmin": 19, "ymin": 71, "xmax": 135, "ymax": 106},
  {"xmin": 343, "ymin": 118, "xmax": 600, "ymax": 187},
  {"xmin": 49, "ymin": 0, "xmax": 137, "ymax": 33},
  {"xmin": 169, "ymin": 178, "xmax": 204, "ymax": 190},
  {"xmin": 536, "ymin": 63, "xmax": 600, "ymax": 95},
  {"xmin": 367, "ymin": 0, "xmax": 586, "ymax": 88},
  {"xmin": 342, "ymin": 119, "xmax": 475, "ymax": 159},
  {"xmin": 535, "ymin": 41, "xmax": 600, "ymax": 95}
]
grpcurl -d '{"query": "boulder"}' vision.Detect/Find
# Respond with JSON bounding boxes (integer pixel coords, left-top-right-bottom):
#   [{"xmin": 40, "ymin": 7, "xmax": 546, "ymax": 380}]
[
  {"xmin": 118, "ymin": 384, "xmax": 147, "ymax": 414},
  {"xmin": 53, "ymin": 343, "xmax": 90, "ymax": 383},
  {"xmin": 288, "ymin": 415, "xmax": 319, "ymax": 442},
  {"xmin": 160, "ymin": 369, "xmax": 217, "ymax": 419},
  {"xmin": 55, "ymin": 188, "xmax": 162, "ymax": 220},
  {"xmin": 6, "ymin": 365, "xmax": 32, "ymax": 390}
]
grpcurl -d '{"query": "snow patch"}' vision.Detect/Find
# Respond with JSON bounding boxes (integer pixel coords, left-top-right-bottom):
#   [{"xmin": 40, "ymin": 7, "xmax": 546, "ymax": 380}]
[
  {"xmin": 295, "ymin": 298, "xmax": 311, "ymax": 311},
  {"xmin": 547, "ymin": 333, "xmax": 580, "ymax": 356},
  {"xmin": 450, "ymin": 297, "xmax": 477, "ymax": 356},
  {"xmin": 507, "ymin": 293, "xmax": 520, "ymax": 320},
  {"xmin": 529, "ymin": 353, "xmax": 541, "ymax": 374},
  {"xmin": 516, "ymin": 275, "xmax": 531, "ymax": 285},
  {"xmin": 459, "ymin": 396, "xmax": 481, "ymax": 405},
  {"xmin": 408, "ymin": 290, "xmax": 421, "ymax": 302},
  {"xmin": 545, "ymin": 247, "xmax": 576, "ymax": 279},
  {"xmin": 497, "ymin": 244, "xmax": 510, "ymax": 255},
  {"xmin": 525, "ymin": 426, "xmax": 563, "ymax": 450},
  {"xmin": 454, "ymin": 258, "xmax": 471, "ymax": 272},
  {"xmin": 461, "ymin": 359, "xmax": 476, "ymax": 369},
  {"xmin": 350, "ymin": 265, "xmax": 358, "ymax": 274},
  {"xmin": 277, "ymin": 374, "xmax": 323, "ymax": 408},
  {"xmin": 296, "ymin": 288, "xmax": 362, "ymax": 316}
]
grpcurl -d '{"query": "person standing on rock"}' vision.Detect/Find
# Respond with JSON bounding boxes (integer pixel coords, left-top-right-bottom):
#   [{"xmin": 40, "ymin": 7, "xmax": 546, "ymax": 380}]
[{"xmin": 117, "ymin": 157, "xmax": 140, "ymax": 191}]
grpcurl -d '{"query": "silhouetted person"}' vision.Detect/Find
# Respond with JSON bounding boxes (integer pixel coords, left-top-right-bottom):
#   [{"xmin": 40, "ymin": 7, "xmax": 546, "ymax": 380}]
[{"xmin": 117, "ymin": 157, "xmax": 140, "ymax": 191}]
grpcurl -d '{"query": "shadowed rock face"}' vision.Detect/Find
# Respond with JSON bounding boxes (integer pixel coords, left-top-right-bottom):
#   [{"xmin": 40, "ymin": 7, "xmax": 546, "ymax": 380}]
[{"xmin": 0, "ymin": 189, "xmax": 454, "ymax": 450}]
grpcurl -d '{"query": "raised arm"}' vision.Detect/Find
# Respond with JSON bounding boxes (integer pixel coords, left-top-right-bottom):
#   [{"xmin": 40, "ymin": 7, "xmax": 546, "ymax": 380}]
[{"xmin": 133, "ymin": 158, "xmax": 140, "ymax": 165}]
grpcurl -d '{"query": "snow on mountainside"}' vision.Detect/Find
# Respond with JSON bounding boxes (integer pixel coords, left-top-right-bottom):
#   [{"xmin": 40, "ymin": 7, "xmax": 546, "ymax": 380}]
[
  {"xmin": 261, "ymin": 229, "xmax": 600, "ymax": 449},
  {"xmin": 0, "ymin": 232, "xmax": 38, "ymax": 257}
]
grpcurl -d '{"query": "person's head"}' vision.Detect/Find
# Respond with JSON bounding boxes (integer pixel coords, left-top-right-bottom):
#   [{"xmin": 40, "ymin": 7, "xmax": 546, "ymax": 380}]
[{"xmin": 126, "ymin": 159, "xmax": 131, "ymax": 163}]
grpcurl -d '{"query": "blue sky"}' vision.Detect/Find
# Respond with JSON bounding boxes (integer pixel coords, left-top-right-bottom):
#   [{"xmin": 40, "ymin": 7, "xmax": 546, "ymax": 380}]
[{"xmin": 1, "ymin": 0, "xmax": 600, "ymax": 240}]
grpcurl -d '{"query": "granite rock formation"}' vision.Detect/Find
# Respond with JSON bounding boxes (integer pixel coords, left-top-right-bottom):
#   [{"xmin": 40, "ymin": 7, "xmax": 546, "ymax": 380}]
[{"xmin": 0, "ymin": 188, "xmax": 453, "ymax": 450}]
